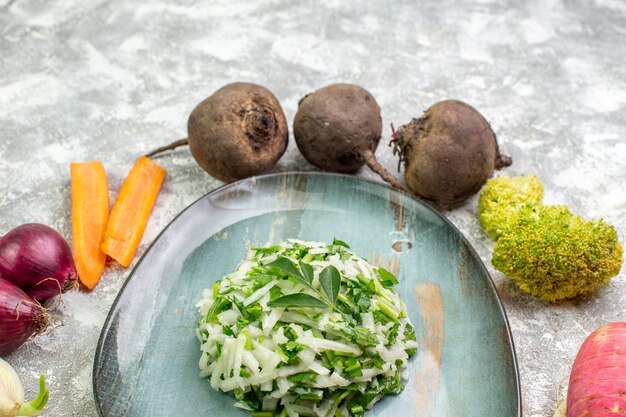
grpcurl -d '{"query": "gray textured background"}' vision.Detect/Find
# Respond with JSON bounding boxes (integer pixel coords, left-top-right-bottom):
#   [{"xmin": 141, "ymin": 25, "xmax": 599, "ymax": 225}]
[{"xmin": 1, "ymin": 0, "xmax": 625, "ymax": 416}]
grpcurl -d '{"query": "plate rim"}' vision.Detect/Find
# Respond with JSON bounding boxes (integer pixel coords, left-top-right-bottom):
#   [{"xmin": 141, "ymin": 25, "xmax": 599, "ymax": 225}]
[{"xmin": 92, "ymin": 171, "xmax": 522, "ymax": 417}]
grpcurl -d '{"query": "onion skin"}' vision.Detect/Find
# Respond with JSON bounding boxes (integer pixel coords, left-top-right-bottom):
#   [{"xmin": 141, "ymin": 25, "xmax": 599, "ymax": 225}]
[
  {"xmin": 0, "ymin": 278, "xmax": 48, "ymax": 355},
  {"xmin": 566, "ymin": 322, "xmax": 626, "ymax": 417},
  {"xmin": 0, "ymin": 223, "xmax": 78, "ymax": 303}
]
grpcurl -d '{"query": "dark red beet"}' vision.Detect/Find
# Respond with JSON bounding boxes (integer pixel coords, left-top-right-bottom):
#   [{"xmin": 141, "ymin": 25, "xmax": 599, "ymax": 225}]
[
  {"xmin": 0, "ymin": 278, "xmax": 49, "ymax": 355},
  {"xmin": 293, "ymin": 83, "xmax": 406, "ymax": 190},
  {"xmin": 0, "ymin": 223, "xmax": 78, "ymax": 302},
  {"xmin": 393, "ymin": 100, "xmax": 512, "ymax": 208},
  {"xmin": 146, "ymin": 82, "xmax": 289, "ymax": 183}
]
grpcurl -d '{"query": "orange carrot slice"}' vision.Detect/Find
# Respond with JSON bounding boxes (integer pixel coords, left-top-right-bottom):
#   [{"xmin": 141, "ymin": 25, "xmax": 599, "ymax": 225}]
[
  {"xmin": 102, "ymin": 156, "xmax": 166, "ymax": 267},
  {"xmin": 71, "ymin": 161, "xmax": 110, "ymax": 290}
]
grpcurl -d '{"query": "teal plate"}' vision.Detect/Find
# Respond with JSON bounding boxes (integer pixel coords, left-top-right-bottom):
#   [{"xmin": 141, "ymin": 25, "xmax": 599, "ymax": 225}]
[{"xmin": 93, "ymin": 172, "xmax": 521, "ymax": 417}]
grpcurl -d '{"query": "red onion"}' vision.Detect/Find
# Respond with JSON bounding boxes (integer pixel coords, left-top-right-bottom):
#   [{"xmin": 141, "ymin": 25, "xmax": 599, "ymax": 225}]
[
  {"xmin": 0, "ymin": 223, "xmax": 78, "ymax": 303},
  {"xmin": 0, "ymin": 278, "xmax": 49, "ymax": 355}
]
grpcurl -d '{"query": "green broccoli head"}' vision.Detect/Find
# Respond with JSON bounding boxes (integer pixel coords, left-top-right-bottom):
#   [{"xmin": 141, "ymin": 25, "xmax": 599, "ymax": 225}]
[
  {"xmin": 478, "ymin": 174, "xmax": 544, "ymax": 240},
  {"xmin": 492, "ymin": 205, "xmax": 624, "ymax": 302}
]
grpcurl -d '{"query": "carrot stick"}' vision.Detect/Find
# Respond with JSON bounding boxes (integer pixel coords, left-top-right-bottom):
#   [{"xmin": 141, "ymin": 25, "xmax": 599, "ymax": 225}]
[
  {"xmin": 71, "ymin": 161, "xmax": 110, "ymax": 290},
  {"xmin": 102, "ymin": 156, "xmax": 166, "ymax": 267}
]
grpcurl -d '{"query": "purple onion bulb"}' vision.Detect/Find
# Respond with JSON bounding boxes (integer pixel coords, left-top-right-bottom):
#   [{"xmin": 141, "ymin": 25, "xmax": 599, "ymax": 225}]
[
  {"xmin": 0, "ymin": 278, "xmax": 49, "ymax": 355},
  {"xmin": 0, "ymin": 223, "xmax": 78, "ymax": 303}
]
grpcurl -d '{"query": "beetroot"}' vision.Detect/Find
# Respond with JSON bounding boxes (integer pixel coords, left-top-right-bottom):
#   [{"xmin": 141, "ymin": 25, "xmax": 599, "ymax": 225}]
[
  {"xmin": 147, "ymin": 82, "xmax": 289, "ymax": 182},
  {"xmin": 393, "ymin": 100, "xmax": 512, "ymax": 208},
  {"xmin": 294, "ymin": 83, "xmax": 405, "ymax": 190}
]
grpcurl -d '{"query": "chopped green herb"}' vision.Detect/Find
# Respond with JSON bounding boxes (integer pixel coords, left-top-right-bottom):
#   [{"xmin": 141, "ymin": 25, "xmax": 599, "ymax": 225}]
[
  {"xmin": 377, "ymin": 267, "xmax": 399, "ymax": 288},
  {"xmin": 332, "ymin": 238, "xmax": 350, "ymax": 248}
]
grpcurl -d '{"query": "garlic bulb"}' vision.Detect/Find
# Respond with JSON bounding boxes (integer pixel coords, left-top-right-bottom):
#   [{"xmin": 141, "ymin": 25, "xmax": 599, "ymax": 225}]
[
  {"xmin": 0, "ymin": 358, "xmax": 23, "ymax": 417},
  {"xmin": 0, "ymin": 358, "xmax": 48, "ymax": 417}
]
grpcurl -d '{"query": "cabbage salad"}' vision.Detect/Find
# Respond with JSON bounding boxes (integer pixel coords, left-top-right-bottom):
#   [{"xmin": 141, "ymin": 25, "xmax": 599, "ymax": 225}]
[{"xmin": 196, "ymin": 239, "xmax": 417, "ymax": 417}]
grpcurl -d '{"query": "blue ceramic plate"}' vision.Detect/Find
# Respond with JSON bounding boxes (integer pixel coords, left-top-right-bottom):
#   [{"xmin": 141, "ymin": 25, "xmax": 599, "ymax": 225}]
[{"xmin": 93, "ymin": 172, "xmax": 521, "ymax": 417}]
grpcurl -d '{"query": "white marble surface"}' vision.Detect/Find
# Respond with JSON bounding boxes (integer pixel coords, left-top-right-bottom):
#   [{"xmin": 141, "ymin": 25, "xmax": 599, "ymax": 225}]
[{"xmin": 1, "ymin": 1, "xmax": 625, "ymax": 416}]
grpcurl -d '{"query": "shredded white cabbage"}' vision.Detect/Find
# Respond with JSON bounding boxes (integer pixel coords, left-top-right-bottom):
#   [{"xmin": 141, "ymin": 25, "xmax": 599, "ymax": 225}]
[{"xmin": 196, "ymin": 240, "xmax": 417, "ymax": 417}]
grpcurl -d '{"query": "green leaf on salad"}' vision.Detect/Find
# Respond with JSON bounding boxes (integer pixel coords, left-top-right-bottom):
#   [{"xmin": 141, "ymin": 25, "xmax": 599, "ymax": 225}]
[
  {"xmin": 269, "ymin": 286, "xmax": 283, "ymax": 300},
  {"xmin": 299, "ymin": 261, "xmax": 314, "ymax": 285},
  {"xmin": 268, "ymin": 293, "xmax": 329, "ymax": 309},
  {"xmin": 205, "ymin": 297, "xmax": 231, "ymax": 323},
  {"xmin": 320, "ymin": 265, "xmax": 341, "ymax": 304},
  {"xmin": 288, "ymin": 371, "xmax": 318, "ymax": 384},
  {"xmin": 252, "ymin": 245, "xmax": 282, "ymax": 254},
  {"xmin": 266, "ymin": 256, "xmax": 306, "ymax": 283},
  {"xmin": 377, "ymin": 267, "xmax": 399, "ymax": 288},
  {"xmin": 332, "ymin": 238, "xmax": 350, "ymax": 248}
]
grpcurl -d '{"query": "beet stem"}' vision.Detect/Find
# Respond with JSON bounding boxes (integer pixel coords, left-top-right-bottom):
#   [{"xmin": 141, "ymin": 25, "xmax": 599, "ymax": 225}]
[
  {"xmin": 495, "ymin": 153, "xmax": 513, "ymax": 170},
  {"xmin": 361, "ymin": 149, "xmax": 408, "ymax": 192},
  {"xmin": 145, "ymin": 138, "xmax": 189, "ymax": 158}
]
